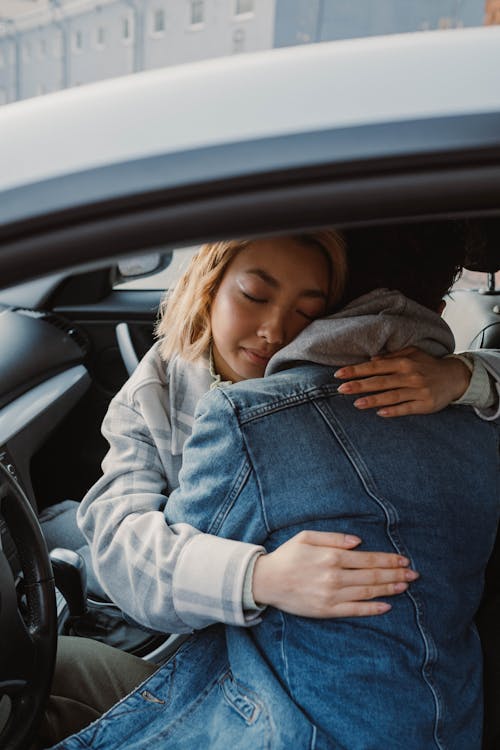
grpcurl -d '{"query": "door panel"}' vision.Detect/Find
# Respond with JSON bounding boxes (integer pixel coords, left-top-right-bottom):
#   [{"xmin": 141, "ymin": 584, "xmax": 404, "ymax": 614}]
[{"xmin": 32, "ymin": 288, "xmax": 163, "ymax": 510}]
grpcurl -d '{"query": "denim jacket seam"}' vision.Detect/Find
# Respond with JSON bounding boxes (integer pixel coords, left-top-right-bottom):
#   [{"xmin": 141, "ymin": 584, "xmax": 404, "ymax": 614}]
[
  {"xmin": 200, "ymin": 390, "xmax": 255, "ymax": 536},
  {"xmin": 239, "ymin": 426, "xmax": 272, "ymax": 536},
  {"xmin": 279, "ymin": 610, "xmax": 291, "ymax": 691},
  {"xmin": 206, "ymin": 392, "xmax": 271, "ymax": 538},
  {"xmin": 206, "ymin": 457, "xmax": 252, "ymax": 536},
  {"xmin": 234, "ymin": 383, "xmax": 338, "ymax": 424},
  {"xmin": 312, "ymin": 399, "xmax": 445, "ymax": 747},
  {"xmin": 254, "ymin": 468, "xmax": 271, "ymax": 535}
]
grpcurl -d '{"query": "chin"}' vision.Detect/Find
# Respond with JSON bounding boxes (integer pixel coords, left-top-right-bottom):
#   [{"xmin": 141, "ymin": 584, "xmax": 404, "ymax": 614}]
[{"xmin": 235, "ymin": 366, "xmax": 265, "ymax": 382}]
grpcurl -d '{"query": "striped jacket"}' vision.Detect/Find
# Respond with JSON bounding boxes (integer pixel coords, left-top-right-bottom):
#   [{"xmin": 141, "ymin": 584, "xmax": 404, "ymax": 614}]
[{"xmin": 77, "ymin": 343, "xmax": 264, "ymax": 633}]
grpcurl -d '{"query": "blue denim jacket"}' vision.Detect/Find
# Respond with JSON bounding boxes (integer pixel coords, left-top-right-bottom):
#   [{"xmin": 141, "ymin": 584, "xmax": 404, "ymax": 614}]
[{"xmin": 55, "ymin": 362, "xmax": 500, "ymax": 750}]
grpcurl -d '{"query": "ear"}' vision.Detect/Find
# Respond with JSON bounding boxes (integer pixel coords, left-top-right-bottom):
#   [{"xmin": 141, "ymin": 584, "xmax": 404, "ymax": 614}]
[{"xmin": 437, "ymin": 299, "xmax": 446, "ymax": 315}]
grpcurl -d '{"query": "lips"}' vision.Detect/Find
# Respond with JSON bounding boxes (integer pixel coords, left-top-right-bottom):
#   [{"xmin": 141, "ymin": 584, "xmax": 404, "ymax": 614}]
[{"xmin": 242, "ymin": 347, "xmax": 273, "ymax": 366}]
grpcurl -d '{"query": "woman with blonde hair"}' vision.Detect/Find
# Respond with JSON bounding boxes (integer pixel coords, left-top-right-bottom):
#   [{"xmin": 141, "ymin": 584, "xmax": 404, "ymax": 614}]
[{"xmin": 156, "ymin": 232, "xmax": 346, "ymax": 363}]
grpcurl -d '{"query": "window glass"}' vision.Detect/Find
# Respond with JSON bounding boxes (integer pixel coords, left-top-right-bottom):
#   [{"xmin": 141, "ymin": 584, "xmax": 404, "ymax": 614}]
[
  {"xmin": 190, "ymin": 0, "xmax": 205, "ymax": 26},
  {"xmin": 235, "ymin": 0, "xmax": 254, "ymax": 16},
  {"xmin": 122, "ymin": 15, "xmax": 133, "ymax": 41},
  {"xmin": 53, "ymin": 32, "xmax": 63, "ymax": 59},
  {"xmin": 452, "ymin": 269, "xmax": 500, "ymax": 292},
  {"xmin": 96, "ymin": 26, "xmax": 106, "ymax": 48},
  {"xmin": 22, "ymin": 41, "xmax": 31, "ymax": 63},
  {"xmin": 73, "ymin": 30, "xmax": 83, "ymax": 53},
  {"xmin": 233, "ymin": 28, "xmax": 245, "ymax": 52},
  {"xmin": 153, "ymin": 9, "xmax": 166, "ymax": 34}
]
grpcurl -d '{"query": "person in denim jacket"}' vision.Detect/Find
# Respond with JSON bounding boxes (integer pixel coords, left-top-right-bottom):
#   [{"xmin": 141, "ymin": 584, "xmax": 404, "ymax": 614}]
[{"xmin": 51, "ymin": 229, "xmax": 499, "ymax": 750}]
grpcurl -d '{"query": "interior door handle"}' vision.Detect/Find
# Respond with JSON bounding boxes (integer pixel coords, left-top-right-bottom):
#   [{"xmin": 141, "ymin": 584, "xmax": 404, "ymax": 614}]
[{"xmin": 115, "ymin": 322, "xmax": 140, "ymax": 376}]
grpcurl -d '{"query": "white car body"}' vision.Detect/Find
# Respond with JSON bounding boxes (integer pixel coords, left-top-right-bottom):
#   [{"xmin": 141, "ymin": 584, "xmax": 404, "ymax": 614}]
[{"xmin": 1, "ymin": 27, "xmax": 500, "ymax": 229}]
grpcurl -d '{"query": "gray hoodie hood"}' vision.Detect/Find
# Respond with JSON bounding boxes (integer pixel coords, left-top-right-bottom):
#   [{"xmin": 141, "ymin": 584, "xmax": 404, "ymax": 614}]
[{"xmin": 266, "ymin": 288, "xmax": 455, "ymax": 375}]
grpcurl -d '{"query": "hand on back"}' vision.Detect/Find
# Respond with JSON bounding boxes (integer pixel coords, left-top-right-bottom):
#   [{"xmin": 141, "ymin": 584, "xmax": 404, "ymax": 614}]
[
  {"xmin": 253, "ymin": 531, "xmax": 419, "ymax": 618},
  {"xmin": 334, "ymin": 347, "xmax": 471, "ymax": 417}
]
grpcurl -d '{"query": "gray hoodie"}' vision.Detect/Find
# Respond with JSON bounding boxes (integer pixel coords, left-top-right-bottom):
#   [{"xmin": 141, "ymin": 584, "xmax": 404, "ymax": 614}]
[{"xmin": 267, "ymin": 288, "xmax": 454, "ymax": 374}]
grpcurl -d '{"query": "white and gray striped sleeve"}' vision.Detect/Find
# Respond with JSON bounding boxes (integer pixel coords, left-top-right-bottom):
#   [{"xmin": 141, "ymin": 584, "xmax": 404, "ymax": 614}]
[
  {"xmin": 453, "ymin": 350, "xmax": 500, "ymax": 421},
  {"xmin": 77, "ymin": 394, "xmax": 264, "ymax": 633}
]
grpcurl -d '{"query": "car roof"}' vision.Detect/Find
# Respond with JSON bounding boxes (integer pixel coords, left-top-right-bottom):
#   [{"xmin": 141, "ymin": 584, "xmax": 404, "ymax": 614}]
[{"xmin": 1, "ymin": 26, "xmax": 500, "ymax": 229}]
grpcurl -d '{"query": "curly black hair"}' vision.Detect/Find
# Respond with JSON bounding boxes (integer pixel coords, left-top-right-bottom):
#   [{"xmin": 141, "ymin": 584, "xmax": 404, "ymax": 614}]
[{"xmin": 341, "ymin": 221, "xmax": 467, "ymax": 311}]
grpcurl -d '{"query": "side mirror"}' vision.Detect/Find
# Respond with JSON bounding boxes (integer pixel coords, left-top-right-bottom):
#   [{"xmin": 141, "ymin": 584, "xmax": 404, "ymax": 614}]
[{"xmin": 116, "ymin": 252, "xmax": 173, "ymax": 279}]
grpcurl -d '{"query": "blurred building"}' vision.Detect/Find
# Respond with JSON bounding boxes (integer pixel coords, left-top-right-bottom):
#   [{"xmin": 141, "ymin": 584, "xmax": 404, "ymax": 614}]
[
  {"xmin": 0, "ymin": 0, "xmax": 275, "ymax": 104},
  {"xmin": 0, "ymin": 0, "xmax": 491, "ymax": 106},
  {"xmin": 274, "ymin": 0, "xmax": 485, "ymax": 47}
]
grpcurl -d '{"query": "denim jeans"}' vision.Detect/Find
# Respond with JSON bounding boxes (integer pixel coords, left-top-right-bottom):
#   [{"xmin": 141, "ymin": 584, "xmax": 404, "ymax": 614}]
[{"xmin": 51, "ymin": 625, "xmax": 317, "ymax": 750}]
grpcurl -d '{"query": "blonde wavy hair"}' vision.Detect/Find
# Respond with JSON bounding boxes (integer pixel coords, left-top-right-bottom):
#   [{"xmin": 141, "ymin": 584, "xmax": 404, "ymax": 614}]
[{"xmin": 156, "ymin": 231, "xmax": 347, "ymax": 362}]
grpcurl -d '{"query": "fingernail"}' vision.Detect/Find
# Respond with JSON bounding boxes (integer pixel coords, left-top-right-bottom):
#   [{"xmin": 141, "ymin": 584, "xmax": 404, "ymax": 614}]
[
  {"xmin": 377, "ymin": 409, "xmax": 389, "ymax": 417},
  {"xmin": 337, "ymin": 383, "xmax": 351, "ymax": 393},
  {"xmin": 394, "ymin": 582, "xmax": 408, "ymax": 593},
  {"xmin": 405, "ymin": 570, "xmax": 419, "ymax": 581},
  {"xmin": 344, "ymin": 534, "xmax": 361, "ymax": 545},
  {"xmin": 354, "ymin": 398, "xmax": 367, "ymax": 408},
  {"xmin": 399, "ymin": 557, "xmax": 410, "ymax": 567},
  {"xmin": 377, "ymin": 603, "xmax": 392, "ymax": 613},
  {"xmin": 334, "ymin": 368, "xmax": 346, "ymax": 378}
]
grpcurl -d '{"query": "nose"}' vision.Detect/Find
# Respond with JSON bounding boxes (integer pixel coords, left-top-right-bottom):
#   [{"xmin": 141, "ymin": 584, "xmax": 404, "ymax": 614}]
[{"xmin": 257, "ymin": 307, "xmax": 286, "ymax": 346}]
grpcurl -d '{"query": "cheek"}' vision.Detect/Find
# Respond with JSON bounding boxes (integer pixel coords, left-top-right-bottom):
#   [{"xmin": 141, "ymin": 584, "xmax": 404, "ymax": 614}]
[
  {"xmin": 211, "ymin": 291, "xmax": 242, "ymax": 346},
  {"xmin": 210, "ymin": 299, "xmax": 227, "ymax": 346}
]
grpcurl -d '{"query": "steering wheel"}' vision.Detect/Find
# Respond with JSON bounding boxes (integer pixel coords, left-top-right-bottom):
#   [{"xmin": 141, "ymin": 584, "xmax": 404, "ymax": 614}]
[{"xmin": 0, "ymin": 462, "xmax": 57, "ymax": 750}]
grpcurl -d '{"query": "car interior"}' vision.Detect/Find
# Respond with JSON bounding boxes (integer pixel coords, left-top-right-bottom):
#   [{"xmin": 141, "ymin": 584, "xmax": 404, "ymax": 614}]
[{"xmin": 0, "ymin": 214, "xmax": 499, "ymax": 749}]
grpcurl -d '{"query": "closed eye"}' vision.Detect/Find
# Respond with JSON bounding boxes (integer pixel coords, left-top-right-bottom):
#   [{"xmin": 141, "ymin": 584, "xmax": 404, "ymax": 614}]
[
  {"xmin": 298, "ymin": 310, "xmax": 317, "ymax": 321},
  {"xmin": 242, "ymin": 291, "xmax": 266, "ymax": 303}
]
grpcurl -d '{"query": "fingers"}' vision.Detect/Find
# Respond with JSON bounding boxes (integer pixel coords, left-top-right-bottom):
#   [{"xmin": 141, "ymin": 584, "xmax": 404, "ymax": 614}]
[
  {"xmin": 351, "ymin": 388, "xmax": 428, "ymax": 411},
  {"xmin": 334, "ymin": 566, "xmax": 419, "ymax": 589},
  {"xmin": 259, "ymin": 533, "xmax": 419, "ymax": 619},
  {"xmin": 338, "ymin": 374, "xmax": 424, "ymax": 396},
  {"xmin": 337, "ymin": 548, "xmax": 411, "ymax": 570},
  {"xmin": 376, "ymin": 402, "xmax": 434, "ymax": 417},
  {"xmin": 294, "ymin": 532, "xmax": 412, "ymax": 569},
  {"xmin": 353, "ymin": 389, "xmax": 440, "ymax": 417},
  {"xmin": 327, "ymin": 601, "xmax": 392, "ymax": 618},
  {"xmin": 307, "ymin": 577, "xmax": 416, "ymax": 619},
  {"xmin": 309, "ymin": 572, "xmax": 420, "ymax": 619},
  {"xmin": 293, "ymin": 530, "xmax": 362, "ymax": 549},
  {"xmin": 339, "ymin": 581, "xmax": 409, "ymax": 603},
  {"xmin": 335, "ymin": 352, "xmax": 449, "ymax": 416},
  {"xmin": 335, "ymin": 360, "xmax": 395, "ymax": 380},
  {"xmin": 335, "ymin": 349, "xmax": 424, "ymax": 381},
  {"xmin": 338, "ymin": 381, "xmax": 437, "ymax": 417}
]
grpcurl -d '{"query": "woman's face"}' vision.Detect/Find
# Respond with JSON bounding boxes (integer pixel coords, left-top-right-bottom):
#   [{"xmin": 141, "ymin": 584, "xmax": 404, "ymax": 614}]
[{"xmin": 210, "ymin": 237, "xmax": 330, "ymax": 382}]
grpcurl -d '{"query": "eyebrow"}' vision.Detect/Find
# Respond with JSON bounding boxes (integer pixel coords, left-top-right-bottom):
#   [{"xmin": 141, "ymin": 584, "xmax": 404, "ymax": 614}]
[{"xmin": 245, "ymin": 269, "xmax": 328, "ymax": 300}]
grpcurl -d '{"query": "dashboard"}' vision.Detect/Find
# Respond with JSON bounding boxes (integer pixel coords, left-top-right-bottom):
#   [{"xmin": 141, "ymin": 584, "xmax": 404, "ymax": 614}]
[{"xmin": 0, "ymin": 306, "xmax": 90, "ymax": 513}]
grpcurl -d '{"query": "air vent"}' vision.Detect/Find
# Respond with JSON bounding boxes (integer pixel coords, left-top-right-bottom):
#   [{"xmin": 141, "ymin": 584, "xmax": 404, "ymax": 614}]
[{"xmin": 14, "ymin": 308, "xmax": 90, "ymax": 355}]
